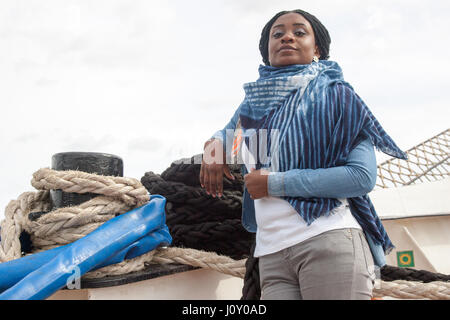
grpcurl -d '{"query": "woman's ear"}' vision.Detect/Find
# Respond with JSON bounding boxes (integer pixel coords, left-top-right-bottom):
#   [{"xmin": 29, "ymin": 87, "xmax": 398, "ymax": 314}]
[{"xmin": 314, "ymin": 45, "xmax": 320, "ymax": 59}]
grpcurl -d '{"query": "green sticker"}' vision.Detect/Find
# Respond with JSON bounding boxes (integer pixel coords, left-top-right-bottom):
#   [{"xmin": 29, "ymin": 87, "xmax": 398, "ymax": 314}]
[{"xmin": 397, "ymin": 251, "xmax": 415, "ymax": 268}]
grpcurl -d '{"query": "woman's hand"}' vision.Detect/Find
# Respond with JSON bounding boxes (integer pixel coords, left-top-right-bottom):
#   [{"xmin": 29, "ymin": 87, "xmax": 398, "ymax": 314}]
[
  {"xmin": 200, "ymin": 139, "xmax": 235, "ymax": 198},
  {"xmin": 244, "ymin": 168, "xmax": 270, "ymax": 199}
]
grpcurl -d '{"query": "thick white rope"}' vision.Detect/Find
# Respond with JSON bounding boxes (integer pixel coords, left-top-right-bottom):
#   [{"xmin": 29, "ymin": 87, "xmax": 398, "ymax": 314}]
[
  {"xmin": 373, "ymin": 280, "xmax": 450, "ymax": 300},
  {"xmin": 84, "ymin": 247, "xmax": 247, "ymax": 279},
  {"xmin": 1, "ymin": 168, "xmax": 449, "ymax": 299},
  {"xmin": 0, "ymin": 168, "xmax": 247, "ymax": 279}
]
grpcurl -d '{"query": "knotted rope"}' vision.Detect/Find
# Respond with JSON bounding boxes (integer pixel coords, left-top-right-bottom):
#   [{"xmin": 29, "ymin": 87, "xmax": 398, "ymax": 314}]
[
  {"xmin": 381, "ymin": 265, "xmax": 450, "ymax": 283},
  {"xmin": 373, "ymin": 280, "xmax": 450, "ymax": 300},
  {"xmin": 2, "ymin": 159, "xmax": 449, "ymax": 300},
  {"xmin": 0, "ymin": 167, "xmax": 246, "ymax": 280},
  {"xmin": 0, "ymin": 168, "xmax": 148, "ymax": 258},
  {"xmin": 240, "ymin": 243, "xmax": 261, "ymax": 300},
  {"xmin": 141, "ymin": 155, "xmax": 254, "ymax": 260}
]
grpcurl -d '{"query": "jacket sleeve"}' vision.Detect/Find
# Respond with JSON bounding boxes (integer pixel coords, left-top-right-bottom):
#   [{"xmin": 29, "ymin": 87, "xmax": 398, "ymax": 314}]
[
  {"xmin": 209, "ymin": 102, "xmax": 243, "ymax": 152},
  {"xmin": 267, "ymin": 138, "xmax": 378, "ymax": 198}
]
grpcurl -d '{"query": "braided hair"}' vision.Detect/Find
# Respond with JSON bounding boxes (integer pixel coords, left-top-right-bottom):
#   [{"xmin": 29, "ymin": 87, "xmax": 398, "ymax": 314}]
[{"xmin": 259, "ymin": 9, "xmax": 331, "ymax": 66}]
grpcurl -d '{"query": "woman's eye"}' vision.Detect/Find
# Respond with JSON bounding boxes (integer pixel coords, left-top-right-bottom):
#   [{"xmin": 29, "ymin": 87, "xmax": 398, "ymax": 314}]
[
  {"xmin": 272, "ymin": 30, "xmax": 305, "ymax": 38},
  {"xmin": 273, "ymin": 31, "xmax": 283, "ymax": 38}
]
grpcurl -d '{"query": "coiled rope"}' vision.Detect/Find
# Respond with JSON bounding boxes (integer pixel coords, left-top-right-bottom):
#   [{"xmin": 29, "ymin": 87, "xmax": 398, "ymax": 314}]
[
  {"xmin": 373, "ymin": 280, "xmax": 450, "ymax": 300},
  {"xmin": 141, "ymin": 155, "xmax": 450, "ymax": 300},
  {"xmin": 1, "ymin": 157, "xmax": 449, "ymax": 300},
  {"xmin": 0, "ymin": 167, "xmax": 246, "ymax": 280},
  {"xmin": 381, "ymin": 265, "xmax": 450, "ymax": 283},
  {"xmin": 141, "ymin": 155, "xmax": 254, "ymax": 260}
]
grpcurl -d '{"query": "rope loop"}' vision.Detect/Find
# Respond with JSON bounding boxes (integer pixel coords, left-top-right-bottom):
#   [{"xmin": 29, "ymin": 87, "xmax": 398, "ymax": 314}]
[{"xmin": 2, "ymin": 158, "xmax": 449, "ymax": 300}]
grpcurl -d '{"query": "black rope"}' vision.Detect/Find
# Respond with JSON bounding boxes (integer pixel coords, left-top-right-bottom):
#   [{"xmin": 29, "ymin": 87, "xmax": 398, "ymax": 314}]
[
  {"xmin": 165, "ymin": 202, "xmax": 241, "ymax": 225},
  {"xmin": 241, "ymin": 242, "xmax": 260, "ymax": 300},
  {"xmin": 142, "ymin": 172, "xmax": 243, "ymax": 213},
  {"xmin": 170, "ymin": 219, "xmax": 253, "ymax": 242},
  {"xmin": 143, "ymin": 153, "xmax": 450, "ymax": 299},
  {"xmin": 160, "ymin": 154, "xmax": 244, "ymax": 192},
  {"xmin": 140, "ymin": 154, "xmax": 252, "ymax": 260},
  {"xmin": 381, "ymin": 265, "xmax": 450, "ymax": 283}
]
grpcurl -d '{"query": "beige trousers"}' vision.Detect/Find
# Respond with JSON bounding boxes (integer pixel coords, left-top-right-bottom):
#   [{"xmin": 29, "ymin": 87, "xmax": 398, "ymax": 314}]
[{"xmin": 258, "ymin": 228, "xmax": 377, "ymax": 300}]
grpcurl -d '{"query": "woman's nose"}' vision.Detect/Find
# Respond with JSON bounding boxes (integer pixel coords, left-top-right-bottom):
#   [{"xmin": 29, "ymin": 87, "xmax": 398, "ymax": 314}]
[{"xmin": 281, "ymin": 31, "xmax": 294, "ymax": 43}]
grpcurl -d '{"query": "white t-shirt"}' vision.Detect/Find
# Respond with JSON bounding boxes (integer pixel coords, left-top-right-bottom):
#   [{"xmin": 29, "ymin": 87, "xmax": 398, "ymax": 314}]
[
  {"xmin": 239, "ymin": 137, "xmax": 362, "ymax": 258},
  {"xmin": 253, "ymin": 196, "xmax": 361, "ymax": 257}
]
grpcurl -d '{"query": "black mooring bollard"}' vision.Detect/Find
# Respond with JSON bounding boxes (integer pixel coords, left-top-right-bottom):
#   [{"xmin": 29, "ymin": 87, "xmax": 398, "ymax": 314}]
[
  {"xmin": 50, "ymin": 152, "xmax": 124, "ymax": 209},
  {"xmin": 24, "ymin": 152, "xmax": 124, "ymax": 252}
]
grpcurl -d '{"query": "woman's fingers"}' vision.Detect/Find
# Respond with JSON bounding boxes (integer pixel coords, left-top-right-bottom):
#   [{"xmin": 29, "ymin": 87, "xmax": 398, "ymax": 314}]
[
  {"xmin": 201, "ymin": 159, "xmax": 232, "ymax": 198},
  {"xmin": 216, "ymin": 169, "xmax": 224, "ymax": 197},
  {"xmin": 201, "ymin": 138, "xmax": 229, "ymax": 198},
  {"xmin": 202, "ymin": 164, "xmax": 228, "ymax": 198},
  {"xmin": 199, "ymin": 161, "xmax": 205, "ymax": 188},
  {"xmin": 223, "ymin": 165, "xmax": 235, "ymax": 181},
  {"xmin": 208, "ymin": 166, "xmax": 217, "ymax": 197},
  {"xmin": 204, "ymin": 168, "xmax": 212, "ymax": 195}
]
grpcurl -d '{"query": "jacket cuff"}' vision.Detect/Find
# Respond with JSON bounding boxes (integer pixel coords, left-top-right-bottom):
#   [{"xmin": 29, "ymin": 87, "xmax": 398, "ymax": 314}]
[
  {"xmin": 268, "ymin": 172, "xmax": 285, "ymax": 196},
  {"xmin": 210, "ymin": 130, "xmax": 224, "ymax": 142}
]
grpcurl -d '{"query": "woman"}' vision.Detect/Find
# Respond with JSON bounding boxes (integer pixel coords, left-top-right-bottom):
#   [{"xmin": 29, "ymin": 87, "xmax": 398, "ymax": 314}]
[{"xmin": 200, "ymin": 9, "xmax": 407, "ymax": 300}]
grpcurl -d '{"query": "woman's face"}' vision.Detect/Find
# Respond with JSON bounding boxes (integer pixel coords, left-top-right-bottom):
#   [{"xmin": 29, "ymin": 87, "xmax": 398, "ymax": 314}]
[{"xmin": 268, "ymin": 12, "xmax": 320, "ymax": 67}]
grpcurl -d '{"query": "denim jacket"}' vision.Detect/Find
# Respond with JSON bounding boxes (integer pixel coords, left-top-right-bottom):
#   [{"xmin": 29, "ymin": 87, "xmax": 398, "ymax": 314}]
[
  {"xmin": 211, "ymin": 122, "xmax": 386, "ymax": 268},
  {"xmin": 239, "ymin": 148, "xmax": 386, "ymax": 268}
]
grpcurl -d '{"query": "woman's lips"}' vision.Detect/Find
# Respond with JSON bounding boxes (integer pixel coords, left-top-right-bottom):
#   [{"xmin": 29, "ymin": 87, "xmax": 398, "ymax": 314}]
[{"xmin": 278, "ymin": 46, "xmax": 298, "ymax": 52}]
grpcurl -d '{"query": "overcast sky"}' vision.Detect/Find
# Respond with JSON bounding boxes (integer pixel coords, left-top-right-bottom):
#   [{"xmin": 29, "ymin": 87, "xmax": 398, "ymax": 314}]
[{"xmin": 1, "ymin": 0, "xmax": 449, "ymax": 220}]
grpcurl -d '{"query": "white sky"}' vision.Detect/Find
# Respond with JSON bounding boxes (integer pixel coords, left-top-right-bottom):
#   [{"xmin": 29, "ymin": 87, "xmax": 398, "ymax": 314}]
[{"xmin": 1, "ymin": 0, "xmax": 449, "ymax": 220}]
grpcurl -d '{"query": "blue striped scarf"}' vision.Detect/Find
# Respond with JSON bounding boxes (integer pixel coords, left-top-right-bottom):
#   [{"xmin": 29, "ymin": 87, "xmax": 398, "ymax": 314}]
[{"xmin": 239, "ymin": 60, "xmax": 407, "ymax": 254}]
